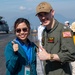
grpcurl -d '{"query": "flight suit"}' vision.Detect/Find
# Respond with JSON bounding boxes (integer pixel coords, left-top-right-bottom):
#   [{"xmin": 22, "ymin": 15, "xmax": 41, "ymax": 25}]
[{"xmin": 42, "ymin": 19, "xmax": 75, "ymax": 75}]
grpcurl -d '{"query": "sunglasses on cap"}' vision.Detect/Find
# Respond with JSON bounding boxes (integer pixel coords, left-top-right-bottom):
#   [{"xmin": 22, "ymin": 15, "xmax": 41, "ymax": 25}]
[{"xmin": 15, "ymin": 28, "xmax": 28, "ymax": 33}]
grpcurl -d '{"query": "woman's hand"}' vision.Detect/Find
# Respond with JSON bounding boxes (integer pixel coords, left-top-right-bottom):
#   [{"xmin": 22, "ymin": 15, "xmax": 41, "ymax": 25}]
[{"xmin": 11, "ymin": 41, "xmax": 19, "ymax": 52}]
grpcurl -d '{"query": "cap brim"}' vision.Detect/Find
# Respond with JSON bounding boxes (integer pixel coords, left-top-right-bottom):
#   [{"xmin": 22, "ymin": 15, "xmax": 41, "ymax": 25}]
[{"xmin": 35, "ymin": 11, "xmax": 50, "ymax": 16}]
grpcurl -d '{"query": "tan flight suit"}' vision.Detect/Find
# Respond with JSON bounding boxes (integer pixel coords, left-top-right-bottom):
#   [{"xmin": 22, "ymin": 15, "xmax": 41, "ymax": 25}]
[{"xmin": 42, "ymin": 19, "xmax": 75, "ymax": 75}]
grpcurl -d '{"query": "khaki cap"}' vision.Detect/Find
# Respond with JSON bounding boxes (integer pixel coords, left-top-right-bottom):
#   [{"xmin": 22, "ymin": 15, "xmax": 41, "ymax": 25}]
[
  {"xmin": 70, "ymin": 22, "xmax": 75, "ymax": 32},
  {"xmin": 36, "ymin": 2, "xmax": 53, "ymax": 15}
]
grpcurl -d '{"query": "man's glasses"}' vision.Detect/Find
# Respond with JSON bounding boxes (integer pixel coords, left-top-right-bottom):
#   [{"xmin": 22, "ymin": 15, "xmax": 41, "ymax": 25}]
[{"xmin": 15, "ymin": 28, "xmax": 28, "ymax": 33}]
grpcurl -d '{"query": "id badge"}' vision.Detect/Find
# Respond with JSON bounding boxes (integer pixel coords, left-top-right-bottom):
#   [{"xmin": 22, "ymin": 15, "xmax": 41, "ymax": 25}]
[{"xmin": 25, "ymin": 66, "xmax": 30, "ymax": 75}]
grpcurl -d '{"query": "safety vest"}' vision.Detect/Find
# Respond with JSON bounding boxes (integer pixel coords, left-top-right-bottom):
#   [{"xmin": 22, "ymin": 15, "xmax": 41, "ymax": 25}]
[{"xmin": 73, "ymin": 34, "xmax": 75, "ymax": 45}]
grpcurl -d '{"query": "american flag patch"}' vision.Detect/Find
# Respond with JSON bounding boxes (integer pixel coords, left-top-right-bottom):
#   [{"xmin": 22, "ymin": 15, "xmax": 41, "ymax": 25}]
[{"xmin": 62, "ymin": 31, "xmax": 72, "ymax": 38}]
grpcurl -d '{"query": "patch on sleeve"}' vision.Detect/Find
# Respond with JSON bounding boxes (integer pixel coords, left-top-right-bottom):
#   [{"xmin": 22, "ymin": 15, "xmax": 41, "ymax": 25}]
[{"xmin": 62, "ymin": 31, "xmax": 72, "ymax": 38}]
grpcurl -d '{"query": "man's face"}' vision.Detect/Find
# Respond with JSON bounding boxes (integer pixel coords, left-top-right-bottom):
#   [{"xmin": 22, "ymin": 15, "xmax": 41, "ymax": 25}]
[
  {"xmin": 65, "ymin": 23, "xmax": 69, "ymax": 26},
  {"xmin": 37, "ymin": 11, "xmax": 54, "ymax": 26}
]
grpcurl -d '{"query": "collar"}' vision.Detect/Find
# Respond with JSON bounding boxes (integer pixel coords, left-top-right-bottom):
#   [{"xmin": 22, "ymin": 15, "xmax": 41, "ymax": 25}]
[
  {"xmin": 16, "ymin": 38, "xmax": 30, "ymax": 46},
  {"xmin": 45, "ymin": 19, "xmax": 59, "ymax": 33}
]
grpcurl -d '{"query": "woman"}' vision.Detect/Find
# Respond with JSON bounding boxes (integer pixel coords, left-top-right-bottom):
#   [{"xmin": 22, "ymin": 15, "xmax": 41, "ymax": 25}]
[{"xmin": 4, "ymin": 18, "xmax": 37, "ymax": 75}]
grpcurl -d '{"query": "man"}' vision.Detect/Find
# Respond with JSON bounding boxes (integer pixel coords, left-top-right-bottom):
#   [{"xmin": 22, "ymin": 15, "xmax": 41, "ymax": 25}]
[
  {"xmin": 70, "ymin": 22, "xmax": 75, "ymax": 44},
  {"xmin": 37, "ymin": 22, "xmax": 45, "ymax": 75},
  {"xmin": 38, "ymin": 22, "xmax": 45, "ymax": 50},
  {"xmin": 64, "ymin": 21, "xmax": 70, "ymax": 27},
  {"xmin": 36, "ymin": 2, "xmax": 75, "ymax": 75}
]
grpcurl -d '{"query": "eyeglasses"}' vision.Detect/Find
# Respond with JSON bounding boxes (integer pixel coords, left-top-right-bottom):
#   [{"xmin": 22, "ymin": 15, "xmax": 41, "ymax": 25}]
[{"xmin": 15, "ymin": 28, "xmax": 28, "ymax": 33}]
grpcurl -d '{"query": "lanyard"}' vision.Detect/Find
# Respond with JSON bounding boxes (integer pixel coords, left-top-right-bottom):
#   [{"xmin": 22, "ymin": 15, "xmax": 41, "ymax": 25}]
[{"xmin": 14, "ymin": 38, "xmax": 32, "ymax": 65}]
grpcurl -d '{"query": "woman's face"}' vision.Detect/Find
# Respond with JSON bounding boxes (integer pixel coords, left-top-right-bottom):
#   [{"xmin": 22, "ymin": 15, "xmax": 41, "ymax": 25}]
[{"xmin": 15, "ymin": 22, "xmax": 30, "ymax": 41}]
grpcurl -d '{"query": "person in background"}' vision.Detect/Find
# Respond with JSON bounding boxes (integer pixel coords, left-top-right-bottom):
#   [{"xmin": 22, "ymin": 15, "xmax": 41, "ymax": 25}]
[
  {"xmin": 64, "ymin": 21, "xmax": 70, "ymax": 27},
  {"xmin": 36, "ymin": 1, "xmax": 75, "ymax": 75},
  {"xmin": 70, "ymin": 22, "xmax": 75, "ymax": 75},
  {"xmin": 37, "ymin": 22, "xmax": 45, "ymax": 50},
  {"xmin": 4, "ymin": 18, "xmax": 37, "ymax": 75},
  {"xmin": 37, "ymin": 22, "xmax": 45, "ymax": 75}
]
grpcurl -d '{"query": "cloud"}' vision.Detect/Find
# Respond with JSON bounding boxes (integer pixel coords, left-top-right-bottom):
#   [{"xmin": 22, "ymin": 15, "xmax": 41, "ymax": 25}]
[
  {"xmin": 28, "ymin": 8, "xmax": 33, "ymax": 11},
  {"xmin": 19, "ymin": 6, "xmax": 26, "ymax": 11}
]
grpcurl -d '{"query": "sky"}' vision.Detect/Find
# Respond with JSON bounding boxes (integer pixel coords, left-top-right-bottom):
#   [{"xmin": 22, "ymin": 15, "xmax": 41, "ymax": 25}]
[{"xmin": 0, "ymin": 0, "xmax": 75, "ymax": 30}]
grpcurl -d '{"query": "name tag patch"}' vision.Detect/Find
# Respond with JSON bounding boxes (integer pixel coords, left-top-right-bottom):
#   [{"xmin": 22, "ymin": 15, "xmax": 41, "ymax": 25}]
[
  {"xmin": 48, "ymin": 37, "xmax": 54, "ymax": 43},
  {"xmin": 62, "ymin": 31, "xmax": 72, "ymax": 38}
]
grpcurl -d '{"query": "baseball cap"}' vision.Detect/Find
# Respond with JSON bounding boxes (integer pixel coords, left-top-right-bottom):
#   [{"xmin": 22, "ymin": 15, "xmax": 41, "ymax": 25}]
[
  {"xmin": 36, "ymin": 2, "xmax": 53, "ymax": 15},
  {"xmin": 70, "ymin": 22, "xmax": 75, "ymax": 32}
]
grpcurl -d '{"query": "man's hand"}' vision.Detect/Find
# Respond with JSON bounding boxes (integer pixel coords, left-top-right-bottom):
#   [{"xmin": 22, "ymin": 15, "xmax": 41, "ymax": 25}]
[
  {"xmin": 37, "ymin": 46, "xmax": 50, "ymax": 60},
  {"xmin": 37, "ymin": 46, "xmax": 60, "ymax": 61}
]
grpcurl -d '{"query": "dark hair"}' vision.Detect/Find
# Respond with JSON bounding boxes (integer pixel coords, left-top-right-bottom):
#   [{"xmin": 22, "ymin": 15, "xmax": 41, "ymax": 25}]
[{"xmin": 14, "ymin": 18, "xmax": 31, "ymax": 31}]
